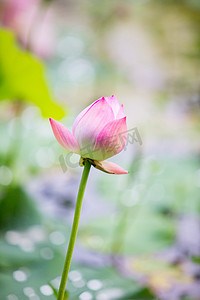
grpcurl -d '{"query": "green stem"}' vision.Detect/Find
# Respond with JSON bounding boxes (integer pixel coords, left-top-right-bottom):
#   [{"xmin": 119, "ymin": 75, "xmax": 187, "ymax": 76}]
[{"xmin": 57, "ymin": 160, "xmax": 91, "ymax": 300}]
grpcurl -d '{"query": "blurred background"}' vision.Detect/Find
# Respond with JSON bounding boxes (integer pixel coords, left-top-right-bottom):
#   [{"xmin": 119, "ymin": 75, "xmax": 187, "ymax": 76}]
[{"xmin": 0, "ymin": 0, "xmax": 200, "ymax": 299}]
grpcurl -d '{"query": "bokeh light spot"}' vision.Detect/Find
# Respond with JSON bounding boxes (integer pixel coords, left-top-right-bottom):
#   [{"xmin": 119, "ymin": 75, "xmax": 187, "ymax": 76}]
[
  {"xmin": 49, "ymin": 231, "xmax": 65, "ymax": 245},
  {"xmin": 7, "ymin": 295, "xmax": 18, "ymax": 300},
  {"xmin": 40, "ymin": 247, "xmax": 54, "ymax": 260},
  {"xmin": 23, "ymin": 287, "xmax": 35, "ymax": 297},
  {"xmin": 79, "ymin": 291, "xmax": 93, "ymax": 300},
  {"xmin": 40, "ymin": 285, "xmax": 53, "ymax": 296},
  {"xmin": 13, "ymin": 270, "xmax": 27, "ymax": 282},
  {"xmin": 87, "ymin": 279, "xmax": 103, "ymax": 291},
  {"xmin": 69, "ymin": 270, "xmax": 82, "ymax": 282}
]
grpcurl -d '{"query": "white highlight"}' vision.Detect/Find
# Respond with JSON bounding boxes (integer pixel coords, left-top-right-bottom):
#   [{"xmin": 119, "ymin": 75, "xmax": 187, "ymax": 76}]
[
  {"xmin": 40, "ymin": 285, "xmax": 53, "ymax": 296},
  {"xmin": 13, "ymin": 270, "xmax": 27, "ymax": 282},
  {"xmin": 79, "ymin": 291, "xmax": 93, "ymax": 300},
  {"xmin": 87, "ymin": 279, "xmax": 102, "ymax": 291}
]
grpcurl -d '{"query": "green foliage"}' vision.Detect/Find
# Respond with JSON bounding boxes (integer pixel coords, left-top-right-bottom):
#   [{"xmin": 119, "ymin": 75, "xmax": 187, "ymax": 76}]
[
  {"xmin": 79, "ymin": 210, "xmax": 175, "ymax": 255},
  {"xmin": 191, "ymin": 256, "xmax": 200, "ymax": 264},
  {"xmin": 0, "ymin": 231, "xmax": 65, "ymax": 300},
  {"xmin": 120, "ymin": 287, "xmax": 155, "ymax": 300},
  {"xmin": 0, "ymin": 227, "xmax": 153, "ymax": 300},
  {"xmin": 0, "ymin": 186, "xmax": 41, "ymax": 230},
  {"xmin": 0, "ymin": 29, "xmax": 65, "ymax": 119}
]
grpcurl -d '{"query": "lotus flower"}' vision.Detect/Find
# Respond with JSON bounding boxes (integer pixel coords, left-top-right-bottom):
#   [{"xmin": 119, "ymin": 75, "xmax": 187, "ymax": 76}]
[{"xmin": 49, "ymin": 96, "xmax": 128, "ymax": 174}]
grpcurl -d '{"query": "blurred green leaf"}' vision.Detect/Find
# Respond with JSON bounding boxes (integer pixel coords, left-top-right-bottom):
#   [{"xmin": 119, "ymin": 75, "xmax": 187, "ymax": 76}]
[
  {"xmin": 119, "ymin": 287, "xmax": 155, "ymax": 300},
  {"xmin": 0, "ymin": 29, "xmax": 65, "ymax": 119},
  {"xmin": 0, "ymin": 185, "xmax": 41, "ymax": 231},
  {"xmin": 191, "ymin": 256, "xmax": 200, "ymax": 264},
  {"xmin": 79, "ymin": 209, "xmax": 175, "ymax": 255},
  {"xmin": 0, "ymin": 237, "xmax": 65, "ymax": 300},
  {"xmin": 0, "ymin": 231, "xmax": 147, "ymax": 300}
]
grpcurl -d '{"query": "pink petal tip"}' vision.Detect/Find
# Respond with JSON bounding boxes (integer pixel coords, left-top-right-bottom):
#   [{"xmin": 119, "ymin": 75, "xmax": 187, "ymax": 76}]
[
  {"xmin": 92, "ymin": 160, "xmax": 128, "ymax": 174},
  {"xmin": 49, "ymin": 118, "xmax": 80, "ymax": 153}
]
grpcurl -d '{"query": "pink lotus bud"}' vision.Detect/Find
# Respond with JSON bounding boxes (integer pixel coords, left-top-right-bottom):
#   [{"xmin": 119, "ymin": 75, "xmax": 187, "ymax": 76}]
[{"xmin": 49, "ymin": 96, "xmax": 128, "ymax": 174}]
